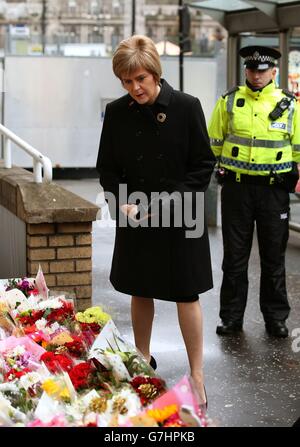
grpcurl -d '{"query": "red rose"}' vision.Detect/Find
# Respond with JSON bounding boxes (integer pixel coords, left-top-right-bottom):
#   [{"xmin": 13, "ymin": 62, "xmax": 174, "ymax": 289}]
[
  {"xmin": 68, "ymin": 362, "xmax": 93, "ymax": 390},
  {"xmin": 18, "ymin": 310, "xmax": 44, "ymax": 326},
  {"xmin": 40, "ymin": 352, "xmax": 73, "ymax": 373},
  {"xmin": 4, "ymin": 367, "xmax": 31, "ymax": 381},
  {"xmin": 80, "ymin": 322, "xmax": 101, "ymax": 335},
  {"xmin": 130, "ymin": 376, "xmax": 166, "ymax": 405},
  {"xmin": 64, "ymin": 336, "xmax": 86, "ymax": 358},
  {"xmin": 46, "ymin": 301, "xmax": 74, "ymax": 324}
]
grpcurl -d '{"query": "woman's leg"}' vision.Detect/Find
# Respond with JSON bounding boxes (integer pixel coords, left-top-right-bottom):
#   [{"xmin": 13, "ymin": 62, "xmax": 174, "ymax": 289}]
[
  {"xmin": 131, "ymin": 296, "xmax": 154, "ymax": 363},
  {"xmin": 176, "ymin": 300, "xmax": 206, "ymax": 405}
]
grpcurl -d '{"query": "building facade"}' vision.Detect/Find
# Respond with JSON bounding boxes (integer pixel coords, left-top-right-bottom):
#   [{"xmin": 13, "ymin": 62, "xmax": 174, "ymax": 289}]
[{"xmin": 0, "ymin": 0, "xmax": 226, "ymax": 56}]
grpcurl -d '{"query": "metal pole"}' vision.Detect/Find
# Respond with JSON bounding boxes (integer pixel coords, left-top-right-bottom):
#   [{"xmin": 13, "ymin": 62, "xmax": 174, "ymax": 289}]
[
  {"xmin": 179, "ymin": 0, "xmax": 184, "ymax": 92},
  {"xmin": 279, "ymin": 30, "xmax": 290, "ymax": 89},
  {"xmin": 41, "ymin": 0, "xmax": 47, "ymax": 54},
  {"xmin": 0, "ymin": 57, "xmax": 5, "ymax": 158},
  {"xmin": 227, "ymin": 35, "xmax": 238, "ymax": 89},
  {"xmin": 132, "ymin": 0, "xmax": 136, "ymax": 35}
]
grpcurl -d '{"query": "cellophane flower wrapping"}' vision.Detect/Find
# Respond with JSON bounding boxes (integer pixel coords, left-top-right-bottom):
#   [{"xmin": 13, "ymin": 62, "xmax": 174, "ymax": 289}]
[{"xmin": 0, "ymin": 268, "xmax": 212, "ymax": 427}]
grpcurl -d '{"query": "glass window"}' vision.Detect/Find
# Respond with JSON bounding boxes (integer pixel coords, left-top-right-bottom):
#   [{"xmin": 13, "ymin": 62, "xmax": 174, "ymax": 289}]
[{"xmin": 289, "ymin": 27, "xmax": 300, "ymax": 102}]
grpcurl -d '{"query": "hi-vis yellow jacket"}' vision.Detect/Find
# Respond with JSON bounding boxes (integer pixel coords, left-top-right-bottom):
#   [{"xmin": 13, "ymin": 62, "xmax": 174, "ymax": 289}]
[{"xmin": 208, "ymin": 81, "xmax": 300, "ymax": 176}]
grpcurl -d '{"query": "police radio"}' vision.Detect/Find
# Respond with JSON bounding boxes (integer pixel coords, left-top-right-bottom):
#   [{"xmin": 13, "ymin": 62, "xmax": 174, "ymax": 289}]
[{"xmin": 269, "ymin": 97, "xmax": 292, "ymax": 121}]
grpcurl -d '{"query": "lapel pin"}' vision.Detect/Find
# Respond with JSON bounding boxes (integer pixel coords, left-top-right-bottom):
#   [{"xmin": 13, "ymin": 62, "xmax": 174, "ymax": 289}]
[{"xmin": 157, "ymin": 112, "xmax": 167, "ymax": 123}]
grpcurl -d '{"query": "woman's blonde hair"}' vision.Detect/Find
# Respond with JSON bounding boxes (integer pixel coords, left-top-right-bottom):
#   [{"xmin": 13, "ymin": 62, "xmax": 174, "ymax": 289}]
[{"xmin": 112, "ymin": 35, "xmax": 162, "ymax": 83}]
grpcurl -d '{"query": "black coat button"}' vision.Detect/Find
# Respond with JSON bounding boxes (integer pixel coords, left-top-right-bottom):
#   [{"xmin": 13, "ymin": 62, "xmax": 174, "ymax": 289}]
[
  {"xmin": 136, "ymin": 130, "xmax": 142, "ymax": 136},
  {"xmin": 157, "ymin": 153, "xmax": 164, "ymax": 160},
  {"xmin": 137, "ymin": 155, "xmax": 143, "ymax": 161}
]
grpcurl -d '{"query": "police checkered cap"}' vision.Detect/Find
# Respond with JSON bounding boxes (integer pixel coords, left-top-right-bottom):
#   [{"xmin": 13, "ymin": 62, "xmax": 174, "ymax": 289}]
[{"xmin": 239, "ymin": 45, "xmax": 281, "ymax": 69}]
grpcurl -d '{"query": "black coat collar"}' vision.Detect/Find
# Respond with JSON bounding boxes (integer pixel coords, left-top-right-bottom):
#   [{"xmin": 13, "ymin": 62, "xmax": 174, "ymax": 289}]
[
  {"xmin": 127, "ymin": 78, "xmax": 173, "ymax": 109},
  {"xmin": 156, "ymin": 79, "xmax": 173, "ymax": 108}
]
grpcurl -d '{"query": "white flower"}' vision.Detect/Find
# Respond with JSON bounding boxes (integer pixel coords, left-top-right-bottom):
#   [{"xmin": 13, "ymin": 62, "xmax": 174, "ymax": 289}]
[
  {"xmin": 100, "ymin": 386, "xmax": 142, "ymax": 426},
  {"xmin": 10, "ymin": 345, "xmax": 26, "ymax": 357},
  {"xmin": 35, "ymin": 318, "xmax": 47, "ymax": 330},
  {"xmin": 19, "ymin": 372, "xmax": 41, "ymax": 390},
  {"xmin": 65, "ymin": 399, "xmax": 86, "ymax": 424},
  {"xmin": 50, "ymin": 322, "xmax": 60, "ymax": 332},
  {"xmin": 0, "ymin": 382, "xmax": 19, "ymax": 393},
  {"xmin": 0, "ymin": 392, "xmax": 27, "ymax": 424},
  {"xmin": 115, "ymin": 388, "xmax": 142, "ymax": 419},
  {"xmin": 37, "ymin": 298, "xmax": 63, "ymax": 310},
  {"xmin": 41, "ymin": 321, "xmax": 61, "ymax": 336},
  {"xmin": 16, "ymin": 295, "xmax": 40, "ymax": 313}
]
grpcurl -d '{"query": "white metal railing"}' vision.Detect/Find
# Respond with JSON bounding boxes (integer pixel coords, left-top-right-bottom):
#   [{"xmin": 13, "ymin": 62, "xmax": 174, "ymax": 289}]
[
  {"xmin": 0, "ymin": 123, "xmax": 52, "ymax": 183},
  {"xmin": 289, "ymin": 221, "xmax": 300, "ymax": 232}
]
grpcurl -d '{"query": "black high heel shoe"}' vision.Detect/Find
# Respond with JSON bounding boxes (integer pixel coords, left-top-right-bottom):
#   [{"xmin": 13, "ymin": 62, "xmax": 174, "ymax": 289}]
[
  {"xmin": 149, "ymin": 355, "xmax": 157, "ymax": 370},
  {"xmin": 203, "ymin": 384, "xmax": 208, "ymax": 410}
]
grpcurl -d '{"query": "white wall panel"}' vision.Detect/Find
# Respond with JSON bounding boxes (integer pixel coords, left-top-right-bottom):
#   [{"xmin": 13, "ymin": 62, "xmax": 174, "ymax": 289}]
[{"xmin": 4, "ymin": 56, "xmax": 217, "ymax": 168}]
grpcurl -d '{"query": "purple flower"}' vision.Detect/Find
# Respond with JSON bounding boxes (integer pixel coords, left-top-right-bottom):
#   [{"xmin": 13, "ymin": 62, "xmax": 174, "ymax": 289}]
[
  {"xmin": 16, "ymin": 352, "xmax": 31, "ymax": 368},
  {"xmin": 20, "ymin": 280, "xmax": 30, "ymax": 290}
]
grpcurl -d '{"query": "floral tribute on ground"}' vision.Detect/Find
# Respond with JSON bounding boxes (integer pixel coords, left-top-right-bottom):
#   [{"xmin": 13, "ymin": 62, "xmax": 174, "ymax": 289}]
[{"xmin": 0, "ymin": 266, "xmax": 211, "ymax": 427}]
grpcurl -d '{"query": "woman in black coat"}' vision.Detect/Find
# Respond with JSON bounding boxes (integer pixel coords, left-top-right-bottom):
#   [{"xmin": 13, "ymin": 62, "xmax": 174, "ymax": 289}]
[{"xmin": 96, "ymin": 35, "xmax": 215, "ymax": 408}]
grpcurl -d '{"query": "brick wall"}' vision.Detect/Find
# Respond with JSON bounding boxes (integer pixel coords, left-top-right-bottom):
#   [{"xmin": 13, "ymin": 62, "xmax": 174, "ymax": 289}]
[
  {"xmin": 0, "ymin": 163, "xmax": 99, "ymax": 311},
  {"xmin": 27, "ymin": 222, "xmax": 92, "ymax": 311}
]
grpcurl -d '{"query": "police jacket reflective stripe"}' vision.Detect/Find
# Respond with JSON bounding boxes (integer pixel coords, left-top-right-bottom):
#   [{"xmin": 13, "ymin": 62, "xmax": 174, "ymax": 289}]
[{"xmin": 208, "ymin": 81, "xmax": 300, "ymax": 176}]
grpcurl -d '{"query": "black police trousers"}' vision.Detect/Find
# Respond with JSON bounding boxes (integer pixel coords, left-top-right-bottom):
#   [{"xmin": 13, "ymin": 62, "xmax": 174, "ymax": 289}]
[{"xmin": 220, "ymin": 181, "xmax": 290, "ymax": 325}]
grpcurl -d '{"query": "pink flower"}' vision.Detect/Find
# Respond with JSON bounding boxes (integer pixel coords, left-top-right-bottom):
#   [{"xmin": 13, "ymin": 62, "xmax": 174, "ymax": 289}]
[{"xmin": 27, "ymin": 415, "xmax": 67, "ymax": 427}]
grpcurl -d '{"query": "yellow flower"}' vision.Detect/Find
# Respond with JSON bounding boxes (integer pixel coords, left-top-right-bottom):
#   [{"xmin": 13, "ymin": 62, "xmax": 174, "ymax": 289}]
[
  {"xmin": 42, "ymin": 378, "xmax": 60, "ymax": 396},
  {"xmin": 147, "ymin": 405, "xmax": 178, "ymax": 423},
  {"xmin": 42, "ymin": 378, "xmax": 69, "ymax": 402},
  {"xmin": 0, "ymin": 302, "xmax": 9, "ymax": 312},
  {"xmin": 59, "ymin": 387, "xmax": 70, "ymax": 401},
  {"xmin": 41, "ymin": 340, "xmax": 48, "ymax": 349},
  {"xmin": 75, "ymin": 306, "xmax": 111, "ymax": 325}
]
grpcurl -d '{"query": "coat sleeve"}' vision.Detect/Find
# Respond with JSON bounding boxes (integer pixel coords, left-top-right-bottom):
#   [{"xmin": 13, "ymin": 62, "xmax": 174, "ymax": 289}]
[
  {"xmin": 208, "ymin": 96, "xmax": 228, "ymax": 160},
  {"xmin": 96, "ymin": 104, "xmax": 124, "ymax": 219}
]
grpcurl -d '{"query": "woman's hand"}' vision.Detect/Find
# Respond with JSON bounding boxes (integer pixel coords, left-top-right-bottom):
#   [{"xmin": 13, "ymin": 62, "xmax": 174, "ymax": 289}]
[
  {"xmin": 120, "ymin": 204, "xmax": 139, "ymax": 220},
  {"xmin": 120, "ymin": 204, "xmax": 152, "ymax": 222}
]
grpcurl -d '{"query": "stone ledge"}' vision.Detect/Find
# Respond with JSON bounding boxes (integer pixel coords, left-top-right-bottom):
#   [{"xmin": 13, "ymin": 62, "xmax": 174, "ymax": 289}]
[{"xmin": 0, "ymin": 163, "xmax": 99, "ymax": 224}]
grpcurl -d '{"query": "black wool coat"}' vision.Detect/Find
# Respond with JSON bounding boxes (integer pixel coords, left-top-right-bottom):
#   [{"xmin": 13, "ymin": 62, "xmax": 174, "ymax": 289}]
[{"xmin": 96, "ymin": 79, "xmax": 216, "ymax": 301}]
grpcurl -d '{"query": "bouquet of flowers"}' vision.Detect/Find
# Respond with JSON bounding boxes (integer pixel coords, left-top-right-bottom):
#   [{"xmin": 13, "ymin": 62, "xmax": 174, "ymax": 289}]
[
  {"xmin": 5, "ymin": 278, "xmax": 39, "ymax": 299},
  {"xmin": 122, "ymin": 375, "xmax": 211, "ymax": 428},
  {"xmin": 75, "ymin": 306, "xmax": 111, "ymax": 335},
  {"xmin": 0, "ymin": 271, "xmax": 213, "ymax": 427}
]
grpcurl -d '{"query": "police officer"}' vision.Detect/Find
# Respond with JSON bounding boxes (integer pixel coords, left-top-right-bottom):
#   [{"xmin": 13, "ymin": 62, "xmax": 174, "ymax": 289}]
[{"xmin": 209, "ymin": 45, "xmax": 300, "ymax": 338}]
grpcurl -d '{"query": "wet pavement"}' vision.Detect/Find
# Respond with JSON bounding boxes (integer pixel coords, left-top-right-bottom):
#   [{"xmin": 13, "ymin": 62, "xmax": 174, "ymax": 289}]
[{"xmin": 57, "ymin": 179, "xmax": 300, "ymax": 427}]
